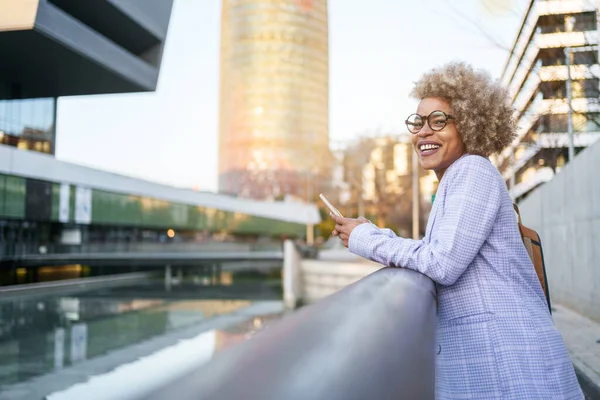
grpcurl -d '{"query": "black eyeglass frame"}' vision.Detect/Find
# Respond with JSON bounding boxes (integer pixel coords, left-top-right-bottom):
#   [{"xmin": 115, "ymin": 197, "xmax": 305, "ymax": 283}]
[{"xmin": 405, "ymin": 110, "xmax": 456, "ymax": 134}]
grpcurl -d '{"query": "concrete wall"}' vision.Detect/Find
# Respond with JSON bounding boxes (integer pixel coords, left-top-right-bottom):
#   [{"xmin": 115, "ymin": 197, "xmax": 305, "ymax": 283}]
[
  {"xmin": 300, "ymin": 260, "xmax": 381, "ymax": 305},
  {"xmin": 518, "ymin": 140, "xmax": 600, "ymax": 322},
  {"xmin": 282, "ymin": 243, "xmax": 382, "ymax": 307}
]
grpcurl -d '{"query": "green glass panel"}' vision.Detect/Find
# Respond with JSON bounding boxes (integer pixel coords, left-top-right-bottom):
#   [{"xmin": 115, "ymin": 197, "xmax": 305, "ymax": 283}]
[
  {"xmin": 186, "ymin": 206, "xmax": 206, "ymax": 230},
  {"xmin": 91, "ymin": 190, "xmax": 143, "ymax": 226},
  {"xmin": 143, "ymin": 199, "xmax": 171, "ymax": 227},
  {"xmin": 234, "ymin": 215, "xmax": 304, "ymax": 236},
  {"xmin": 51, "ymin": 183, "xmax": 61, "ymax": 221},
  {"xmin": 0, "ymin": 174, "xmax": 305, "ymax": 236},
  {"xmin": 0, "ymin": 175, "xmax": 5, "ymax": 217},
  {"xmin": 4, "ymin": 176, "xmax": 25, "ymax": 218},
  {"xmin": 69, "ymin": 185, "xmax": 76, "ymax": 222},
  {"xmin": 171, "ymin": 203, "xmax": 189, "ymax": 228}
]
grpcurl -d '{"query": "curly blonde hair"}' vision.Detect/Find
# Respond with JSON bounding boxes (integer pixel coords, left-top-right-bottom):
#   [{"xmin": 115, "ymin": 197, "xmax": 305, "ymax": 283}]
[{"xmin": 411, "ymin": 62, "xmax": 516, "ymax": 156}]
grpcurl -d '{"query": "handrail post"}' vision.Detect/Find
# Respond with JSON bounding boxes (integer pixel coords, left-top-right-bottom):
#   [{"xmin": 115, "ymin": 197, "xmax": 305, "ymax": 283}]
[
  {"xmin": 164, "ymin": 264, "xmax": 171, "ymax": 292},
  {"xmin": 283, "ymin": 240, "xmax": 302, "ymax": 310}
]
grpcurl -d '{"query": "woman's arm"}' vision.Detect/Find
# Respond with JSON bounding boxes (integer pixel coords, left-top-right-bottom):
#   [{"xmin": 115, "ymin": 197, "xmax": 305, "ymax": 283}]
[
  {"xmin": 348, "ymin": 157, "xmax": 502, "ymax": 286},
  {"xmin": 377, "ymin": 227, "xmax": 398, "ymax": 238}
]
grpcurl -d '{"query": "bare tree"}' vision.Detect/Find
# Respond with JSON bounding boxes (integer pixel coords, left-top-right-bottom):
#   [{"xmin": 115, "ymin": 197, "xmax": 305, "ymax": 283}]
[{"xmin": 440, "ymin": 0, "xmax": 521, "ymax": 57}]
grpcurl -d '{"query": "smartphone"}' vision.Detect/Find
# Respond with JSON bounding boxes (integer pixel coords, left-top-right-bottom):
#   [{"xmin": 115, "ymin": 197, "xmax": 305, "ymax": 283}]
[{"xmin": 319, "ymin": 193, "xmax": 344, "ymax": 218}]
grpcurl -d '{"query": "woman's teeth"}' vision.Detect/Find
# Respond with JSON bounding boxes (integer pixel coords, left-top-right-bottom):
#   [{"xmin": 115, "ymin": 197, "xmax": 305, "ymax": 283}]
[{"xmin": 420, "ymin": 144, "xmax": 440, "ymax": 151}]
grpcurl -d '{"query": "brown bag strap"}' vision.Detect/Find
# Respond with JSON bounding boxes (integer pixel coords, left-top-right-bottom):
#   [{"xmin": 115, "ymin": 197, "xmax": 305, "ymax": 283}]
[{"xmin": 513, "ymin": 203, "xmax": 523, "ymax": 225}]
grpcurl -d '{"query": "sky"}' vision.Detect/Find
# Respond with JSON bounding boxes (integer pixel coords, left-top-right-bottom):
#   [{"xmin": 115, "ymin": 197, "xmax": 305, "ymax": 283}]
[{"xmin": 56, "ymin": 0, "xmax": 528, "ymax": 192}]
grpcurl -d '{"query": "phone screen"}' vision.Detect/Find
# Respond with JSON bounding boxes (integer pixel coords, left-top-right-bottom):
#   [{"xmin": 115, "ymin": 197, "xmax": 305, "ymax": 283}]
[{"xmin": 319, "ymin": 193, "xmax": 344, "ymax": 218}]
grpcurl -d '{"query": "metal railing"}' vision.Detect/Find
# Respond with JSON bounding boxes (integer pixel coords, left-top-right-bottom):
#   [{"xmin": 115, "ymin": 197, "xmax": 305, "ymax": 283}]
[{"xmin": 140, "ymin": 267, "xmax": 437, "ymax": 400}]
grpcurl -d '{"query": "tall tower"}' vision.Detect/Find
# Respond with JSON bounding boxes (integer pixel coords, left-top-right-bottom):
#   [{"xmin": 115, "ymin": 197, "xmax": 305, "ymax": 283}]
[{"xmin": 218, "ymin": 0, "xmax": 330, "ymax": 200}]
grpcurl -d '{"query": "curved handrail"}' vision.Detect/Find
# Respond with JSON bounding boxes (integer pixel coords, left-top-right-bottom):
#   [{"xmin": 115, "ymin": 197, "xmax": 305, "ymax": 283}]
[{"xmin": 141, "ymin": 267, "xmax": 437, "ymax": 400}]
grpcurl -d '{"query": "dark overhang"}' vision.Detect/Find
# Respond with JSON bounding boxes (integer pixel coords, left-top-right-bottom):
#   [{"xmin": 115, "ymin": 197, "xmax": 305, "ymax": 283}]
[{"xmin": 0, "ymin": 0, "xmax": 174, "ymax": 99}]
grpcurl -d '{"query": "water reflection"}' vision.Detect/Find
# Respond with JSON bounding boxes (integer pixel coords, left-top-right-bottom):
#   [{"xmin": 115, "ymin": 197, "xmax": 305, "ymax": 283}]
[{"xmin": 0, "ymin": 293, "xmax": 250, "ymax": 387}]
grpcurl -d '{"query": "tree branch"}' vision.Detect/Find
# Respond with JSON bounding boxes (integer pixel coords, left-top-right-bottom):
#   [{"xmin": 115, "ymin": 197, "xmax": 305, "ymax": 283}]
[{"xmin": 442, "ymin": 0, "xmax": 516, "ymax": 56}]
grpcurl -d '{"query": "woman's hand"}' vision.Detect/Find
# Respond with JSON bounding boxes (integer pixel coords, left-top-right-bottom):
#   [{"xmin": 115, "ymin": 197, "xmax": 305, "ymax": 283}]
[{"xmin": 331, "ymin": 214, "xmax": 370, "ymax": 248}]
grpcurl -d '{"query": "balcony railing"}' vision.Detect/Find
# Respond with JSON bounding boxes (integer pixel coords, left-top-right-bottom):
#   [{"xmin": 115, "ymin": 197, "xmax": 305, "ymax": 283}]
[
  {"xmin": 503, "ymin": 0, "xmax": 597, "ymax": 86},
  {"xmin": 537, "ymin": 0, "xmax": 598, "ymax": 16},
  {"xmin": 140, "ymin": 267, "xmax": 438, "ymax": 400},
  {"xmin": 511, "ymin": 167, "xmax": 554, "ymax": 199},
  {"xmin": 503, "ymin": 143, "xmax": 542, "ymax": 181}
]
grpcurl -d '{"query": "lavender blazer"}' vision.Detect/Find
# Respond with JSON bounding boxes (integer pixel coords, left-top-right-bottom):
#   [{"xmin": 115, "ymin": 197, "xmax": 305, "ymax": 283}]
[{"xmin": 349, "ymin": 154, "xmax": 582, "ymax": 399}]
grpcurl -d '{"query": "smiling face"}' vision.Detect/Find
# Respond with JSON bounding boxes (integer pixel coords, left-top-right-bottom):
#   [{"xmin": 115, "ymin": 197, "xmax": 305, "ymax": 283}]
[{"xmin": 411, "ymin": 97, "xmax": 466, "ymax": 180}]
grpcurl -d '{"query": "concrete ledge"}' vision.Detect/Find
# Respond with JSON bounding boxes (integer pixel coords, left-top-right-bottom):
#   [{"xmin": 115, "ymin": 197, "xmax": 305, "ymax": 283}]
[{"xmin": 0, "ymin": 272, "xmax": 154, "ymax": 299}]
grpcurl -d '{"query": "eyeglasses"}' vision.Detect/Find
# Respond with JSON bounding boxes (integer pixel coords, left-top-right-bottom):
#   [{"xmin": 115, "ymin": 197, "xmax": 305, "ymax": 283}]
[{"xmin": 405, "ymin": 110, "xmax": 455, "ymax": 134}]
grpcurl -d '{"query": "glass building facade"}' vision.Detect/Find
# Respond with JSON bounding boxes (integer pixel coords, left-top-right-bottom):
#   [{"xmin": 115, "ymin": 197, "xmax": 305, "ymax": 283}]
[
  {"xmin": 498, "ymin": 0, "xmax": 600, "ymax": 200},
  {"xmin": 0, "ymin": 0, "xmax": 312, "ymax": 269},
  {"xmin": 218, "ymin": 0, "xmax": 331, "ymax": 200},
  {"xmin": 0, "ymin": 97, "xmax": 55, "ymax": 154}
]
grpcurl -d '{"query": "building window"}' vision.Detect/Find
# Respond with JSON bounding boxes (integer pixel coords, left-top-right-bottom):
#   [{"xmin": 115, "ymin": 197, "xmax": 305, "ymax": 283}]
[
  {"xmin": 573, "ymin": 51, "xmax": 597, "ymax": 65},
  {"xmin": 540, "ymin": 79, "xmax": 599, "ymax": 100},
  {"xmin": 540, "ymin": 112, "xmax": 600, "ymax": 133},
  {"xmin": 539, "ymin": 48, "xmax": 598, "ymax": 67},
  {"xmin": 540, "ymin": 81, "xmax": 565, "ymax": 99},
  {"xmin": 539, "ymin": 14, "xmax": 566, "ymax": 34},
  {"xmin": 539, "ymin": 48, "xmax": 565, "ymax": 66},
  {"xmin": 538, "ymin": 12, "xmax": 597, "ymax": 34},
  {"xmin": 0, "ymin": 98, "xmax": 55, "ymax": 155},
  {"xmin": 572, "ymin": 79, "xmax": 599, "ymax": 99},
  {"xmin": 540, "ymin": 114, "xmax": 568, "ymax": 133},
  {"xmin": 575, "ymin": 113, "xmax": 600, "ymax": 132},
  {"xmin": 572, "ymin": 12, "xmax": 597, "ymax": 32}
]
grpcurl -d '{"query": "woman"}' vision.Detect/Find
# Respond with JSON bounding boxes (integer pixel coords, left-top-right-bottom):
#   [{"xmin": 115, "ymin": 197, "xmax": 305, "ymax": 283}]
[{"xmin": 331, "ymin": 62, "xmax": 583, "ymax": 399}]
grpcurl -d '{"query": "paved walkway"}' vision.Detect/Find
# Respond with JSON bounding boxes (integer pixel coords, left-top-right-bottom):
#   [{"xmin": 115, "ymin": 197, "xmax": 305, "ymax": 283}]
[{"xmin": 552, "ymin": 304, "xmax": 600, "ymax": 396}]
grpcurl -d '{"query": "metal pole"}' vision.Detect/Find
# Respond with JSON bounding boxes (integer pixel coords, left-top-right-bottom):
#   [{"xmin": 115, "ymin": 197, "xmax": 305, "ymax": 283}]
[
  {"xmin": 306, "ymin": 224, "xmax": 314, "ymax": 245},
  {"xmin": 412, "ymin": 146, "xmax": 420, "ymax": 240},
  {"xmin": 164, "ymin": 264, "xmax": 171, "ymax": 292},
  {"xmin": 565, "ymin": 46, "xmax": 575, "ymax": 162},
  {"xmin": 306, "ymin": 169, "xmax": 314, "ymax": 245},
  {"xmin": 510, "ymin": 147, "xmax": 516, "ymax": 199}
]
